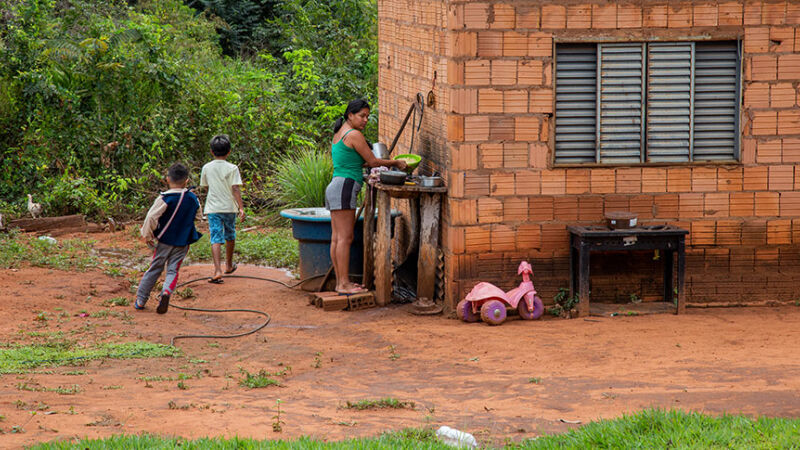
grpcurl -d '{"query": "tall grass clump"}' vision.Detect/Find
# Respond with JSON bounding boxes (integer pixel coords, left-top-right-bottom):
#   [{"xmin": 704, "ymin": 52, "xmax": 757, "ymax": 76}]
[{"xmin": 273, "ymin": 149, "xmax": 333, "ymax": 208}]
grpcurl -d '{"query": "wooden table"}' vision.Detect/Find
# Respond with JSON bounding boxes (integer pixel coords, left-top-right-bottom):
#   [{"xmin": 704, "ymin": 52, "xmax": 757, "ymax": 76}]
[
  {"xmin": 567, "ymin": 225, "xmax": 689, "ymax": 317},
  {"xmin": 362, "ymin": 183, "xmax": 447, "ymax": 306}
]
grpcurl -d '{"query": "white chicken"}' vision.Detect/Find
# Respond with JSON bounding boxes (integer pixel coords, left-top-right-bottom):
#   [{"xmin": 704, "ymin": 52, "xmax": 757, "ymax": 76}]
[{"xmin": 27, "ymin": 194, "xmax": 43, "ymax": 219}]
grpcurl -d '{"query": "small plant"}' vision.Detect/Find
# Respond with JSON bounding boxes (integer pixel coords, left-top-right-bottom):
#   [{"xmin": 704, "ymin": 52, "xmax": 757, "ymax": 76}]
[
  {"xmin": 528, "ymin": 377, "xmax": 542, "ymax": 384},
  {"xmin": 312, "ymin": 351, "xmax": 322, "ymax": 369},
  {"xmin": 343, "ymin": 398, "xmax": 415, "ymax": 410},
  {"xmin": 103, "ymin": 297, "xmax": 129, "ymax": 307},
  {"xmin": 388, "ymin": 345, "xmax": 400, "ymax": 361},
  {"xmin": 175, "ymin": 287, "xmax": 195, "ymax": 299},
  {"xmin": 239, "ymin": 369, "xmax": 281, "ymax": 388},
  {"xmin": 549, "ymin": 288, "xmax": 580, "ymax": 318},
  {"xmin": 177, "ymin": 381, "xmax": 188, "ymax": 390},
  {"xmin": 34, "ymin": 311, "xmax": 49, "ymax": 322},
  {"xmin": 629, "ymin": 293, "xmax": 642, "ymax": 304},
  {"xmin": 272, "ymin": 399, "xmax": 285, "ymax": 432}
]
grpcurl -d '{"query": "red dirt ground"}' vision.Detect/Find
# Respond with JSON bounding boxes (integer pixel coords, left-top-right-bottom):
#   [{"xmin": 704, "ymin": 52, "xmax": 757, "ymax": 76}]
[{"xmin": 2, "ymin": 231, "xmax": 800, "ymax": 448}]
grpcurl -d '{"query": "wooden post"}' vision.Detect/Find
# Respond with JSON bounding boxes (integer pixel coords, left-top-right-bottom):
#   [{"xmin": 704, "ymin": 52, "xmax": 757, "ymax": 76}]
[
  {"xmin": 663, "ymin": 249, "xmax": 674, "ymax": 308},
  {"xmin": 577, "ymin": 244, "xmax": 591, "ymax": 317},
  {"xmin": 417, "ymin": 193, "xmax": 441, "ymax": 301},
  {"xmin": 677, "ymin": 238, "xmax": 686, "ymax": 314},
  {"xmin": 362, "ymin": 186, "xmax": 375, "ymax": 290},
  {"xmin": 375, "ymin": 190, "xmax": 392, "ymax": 306}
]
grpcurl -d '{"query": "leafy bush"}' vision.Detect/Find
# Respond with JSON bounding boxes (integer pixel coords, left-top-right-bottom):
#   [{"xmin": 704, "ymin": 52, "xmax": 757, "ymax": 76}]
[{"xmin": 273, "ymin": 149, "xmax": 333, "ymax": 208}]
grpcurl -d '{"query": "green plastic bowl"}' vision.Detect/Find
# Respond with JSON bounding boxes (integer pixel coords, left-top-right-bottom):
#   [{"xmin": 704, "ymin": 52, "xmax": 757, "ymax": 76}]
[{"xmin": 393, "ymin": 153, "xmax": 421, "ymax": 173}]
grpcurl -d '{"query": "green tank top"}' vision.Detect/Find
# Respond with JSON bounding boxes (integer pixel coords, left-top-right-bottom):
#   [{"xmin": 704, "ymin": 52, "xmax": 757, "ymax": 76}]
[{"xmin": 331, "ymin": 129, "xmax": 365, "ymax": 181}]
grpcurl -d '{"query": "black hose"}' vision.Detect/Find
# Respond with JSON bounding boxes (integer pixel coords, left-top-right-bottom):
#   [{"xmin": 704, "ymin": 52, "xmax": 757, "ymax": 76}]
[{"xmin": 168, "ymin": 273, "xmax": 324, "ymax": 346}]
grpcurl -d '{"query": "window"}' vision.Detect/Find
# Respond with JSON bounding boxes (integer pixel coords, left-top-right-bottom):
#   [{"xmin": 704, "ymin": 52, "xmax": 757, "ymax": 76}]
[{"xmin": 554, "ymin": 41, "xmax": 741, "ymax": 165}]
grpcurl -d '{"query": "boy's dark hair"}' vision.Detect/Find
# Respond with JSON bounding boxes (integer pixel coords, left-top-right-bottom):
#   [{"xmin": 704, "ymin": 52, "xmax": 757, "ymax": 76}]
[
  {"xmin": 210, "ymin": 134, "xmax": 231, "ymax": 156},
  {"xmin": 167, "ymin": 163, "xmax": 189, "ymax": 182}
]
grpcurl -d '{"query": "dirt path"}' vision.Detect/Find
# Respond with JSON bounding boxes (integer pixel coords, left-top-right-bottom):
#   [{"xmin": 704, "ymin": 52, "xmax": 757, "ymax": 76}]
[{"xmin": 2, "ymin": 239, "xmax": 800, "ymax": 447}]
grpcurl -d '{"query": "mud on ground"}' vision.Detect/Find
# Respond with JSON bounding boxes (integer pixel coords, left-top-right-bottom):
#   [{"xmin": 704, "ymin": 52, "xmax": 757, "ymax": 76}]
[{"xmin": 1, "ymin": 231, "xmax": 800, "ymax": 448}]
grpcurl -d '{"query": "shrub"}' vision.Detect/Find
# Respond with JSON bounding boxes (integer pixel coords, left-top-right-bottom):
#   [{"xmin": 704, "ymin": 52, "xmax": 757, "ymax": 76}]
[{"xmin": 273, "ymin": 149, "xmax": 333, "ymax": 208}]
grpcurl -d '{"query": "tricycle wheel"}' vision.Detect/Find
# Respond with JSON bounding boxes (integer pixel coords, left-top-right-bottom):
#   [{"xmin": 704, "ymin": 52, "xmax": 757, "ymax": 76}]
[
  {"xmin": 480, "ymin": 300, "xmax": 507, "ymax": 325},
  {"xmin": 456, "ymin": 300, "xmax": 479, "ymax": 323},
  {"xmin": 518, "ymin": 295, "xmax": 544, "ymax": 320}
]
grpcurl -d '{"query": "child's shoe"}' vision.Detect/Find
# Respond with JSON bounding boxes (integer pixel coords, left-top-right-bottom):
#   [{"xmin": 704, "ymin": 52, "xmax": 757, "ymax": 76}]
[
  {"xmin": 156, "ymin": 291, "xmax": 170, "ymax": 314},
  {"xmin": 134, "ymin": 299, "xmax": 146, "ymax": 310}
]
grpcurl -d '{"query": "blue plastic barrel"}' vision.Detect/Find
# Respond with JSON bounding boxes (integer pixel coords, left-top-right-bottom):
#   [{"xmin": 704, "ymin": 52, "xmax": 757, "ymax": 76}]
[{"xmin": 280, "ymin": 207, "xmax": 398, "ymax": 280}]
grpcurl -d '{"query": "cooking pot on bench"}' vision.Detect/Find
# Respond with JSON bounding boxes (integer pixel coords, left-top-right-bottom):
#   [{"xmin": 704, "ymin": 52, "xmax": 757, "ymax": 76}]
[{"xmin": 379, "ymin": 170, "xmax": 408, "ymax": 185}]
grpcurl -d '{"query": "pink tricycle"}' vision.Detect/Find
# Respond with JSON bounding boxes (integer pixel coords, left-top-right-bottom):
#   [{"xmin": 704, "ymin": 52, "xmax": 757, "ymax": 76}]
[{"xmin": 457, "ymin": 261, "xmax": 544, "ymax": 325}]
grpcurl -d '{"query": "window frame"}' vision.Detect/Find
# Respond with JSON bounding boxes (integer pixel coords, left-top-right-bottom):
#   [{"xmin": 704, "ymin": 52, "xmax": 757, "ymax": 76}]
[{"xmin": 551, "ymin": 39, "xmax": 742, "ymax": 168}]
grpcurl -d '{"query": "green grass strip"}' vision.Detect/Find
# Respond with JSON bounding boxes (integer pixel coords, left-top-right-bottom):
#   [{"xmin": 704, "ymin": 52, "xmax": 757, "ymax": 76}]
[
  {"xmin": 189, "ymin": 229, "xmax": 298, "ymax": 269},
  {"xmin": 28, "ymin": 410, "xmax": 800, "ymax": 449},
  {"xmin": 0, "ymin": 342, "xmax": 180, "ymax": 373}
]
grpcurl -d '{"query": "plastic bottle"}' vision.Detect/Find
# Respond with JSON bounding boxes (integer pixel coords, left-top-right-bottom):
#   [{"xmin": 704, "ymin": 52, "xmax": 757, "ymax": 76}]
[{"xmin": 435, "ymin": 425, "xmax": 479, "ymax": 448}]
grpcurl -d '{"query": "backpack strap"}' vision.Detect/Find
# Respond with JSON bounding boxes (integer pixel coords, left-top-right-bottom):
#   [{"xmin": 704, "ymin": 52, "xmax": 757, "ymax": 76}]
[{"xmin": 156, "ymin": 189, "xmax": 186, "ymax": 241}]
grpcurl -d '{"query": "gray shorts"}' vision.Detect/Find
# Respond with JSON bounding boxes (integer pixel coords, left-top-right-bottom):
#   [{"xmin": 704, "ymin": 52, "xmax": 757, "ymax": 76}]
[{"xmin": 325, "ymin": 177, "xmax": 362, "ymax": 210}]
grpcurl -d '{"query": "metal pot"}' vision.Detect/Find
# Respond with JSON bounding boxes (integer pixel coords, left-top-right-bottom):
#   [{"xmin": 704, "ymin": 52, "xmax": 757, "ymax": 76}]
[
  {"xmin": 604, "ymin": 211, "xmax": 638, "ymax": 229},
  {"xmin": 418, "ymin": 176, "xmax": 443, "ymax": 187},
  {"xmin": 372, "ymin": 142, "xmax": 389, "ymax": 160},
  {"xmin": 379, "ymin": 170, "xmax": 407, "ymax": 185}
]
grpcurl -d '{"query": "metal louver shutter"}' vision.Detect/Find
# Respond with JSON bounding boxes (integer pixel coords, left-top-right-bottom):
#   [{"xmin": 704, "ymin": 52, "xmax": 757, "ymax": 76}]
[
  {"xmin": 555, "ymin": 44, "xmax": 597, "ymax": 164},
  {"xmin": 646, "ymin": 43, "xmax": 693, "ymax": 162},
  {"xmin": 693, "ymin": 41, "xmax": 739, "ymax": 161},
  {"xmin": 599, "ymin": 43, "xmax": 645, "ymax": 164}
]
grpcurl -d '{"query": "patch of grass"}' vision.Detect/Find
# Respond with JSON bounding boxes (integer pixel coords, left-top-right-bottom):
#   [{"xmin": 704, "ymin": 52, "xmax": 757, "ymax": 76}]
[
  {"xmin": 17, "ymin": 382, "xmax": 81, "ymax": 395},
  {"xmin": 0, "ymin": 231, "xmax": 98, "ymax": 271},
  {"xmin": 0, "ymin": 341, "xmax": 180, "ymax": 373},
  {"xmin": 238, "ymin": 368, "xmax": 286, "ymax": 389},
  {"xmin": 528, "ymin": 377, "xmax": 542, "ymax": 384},
  {"xmin": 102, "ymin": 297, "xmax": 130, "ymax": 307},
  {"xmin": 343, "ymin": 398, "xmax": 415, "ymax": 410},
  {"xmin": 189, "ymin": 228, "xmax": 298, "ymax": 269}
]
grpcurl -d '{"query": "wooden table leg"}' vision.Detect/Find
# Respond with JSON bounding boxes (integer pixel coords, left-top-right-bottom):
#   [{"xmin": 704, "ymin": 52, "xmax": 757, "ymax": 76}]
[
  {"xmin": 417, "ymin": 193, "xmax": 440, "ymax": 301},
  {"xmin": 577, "ymin": 244, "xmax": 590, "ymax": 317},
  {"xmin": 374, "ymin": 190, "xmax": 392, "ymax": 306},
  {"xmin": 569, "ymin": 242, "xmax": 576, "ymax": 301},
  {"xmin": 663, "ymin": 248, "xmax": 674, "ymax": 308},
  {"xmin": 677, "ymin": 238, "xmax": 686, "ymax": 314},
  {"xmin": 362, "ymin": 186, "xmax": 375, "ymax": 290}
]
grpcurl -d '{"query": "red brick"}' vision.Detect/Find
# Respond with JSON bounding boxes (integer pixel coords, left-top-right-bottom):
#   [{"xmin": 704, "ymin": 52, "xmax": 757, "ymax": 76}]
[
  {"xmin": 518, "ymin": 60, "xmax": 544, "ymax": 85},
  {"xmin": 629, "ymin": 194, "xmax": 655, "ymax": 219},
  {"xmin": 751, "ymin": 110, "xmax": 778, "ymax": 135},
  {"xmin": 451, "ymin": 88, "xmax": 478, "ymax": 114},
  {"xmin": 541, "ymin": 170, "xmax": 566, "ymax": 195},
  {"xmin": 490, "ymin": 172, "xmax": 515, "ymax": 196},
  {"xmin": 491, "ymin": 224, "xmax": 516, "ymax": 251},
  {"xmin": 578, "ymin": 196, "xmax": 604, "ymax": 220},
  {"xmin": 528, "ymin": 32, "xmax": 552, "ymax": 57},
  {"xmin": 778, "ymin": 110, "xmax": 800, "ymax": 135},
  {"xmin": 667, "ymin": 167, "xmax": 692, "ymax": 192},
  {"xmin": 742, "ymin": 220, "xmax": 767, "ymax": 245},
  {"xmin": 755, "ymin": 191, "xmax": 780, "ymax": 216},
  {"xmin": 784, "ymin": 138, "xmax": 800, "ymax": 163},
  {"xmin": 617, "ymin": 3, "xmax": 643, "ymax": 28},
  {"xmin": 448, "ymin": 115, "xmax": 465, "ymax": 142},
  {"xmin": 504, "ymin": 142, "xmax": 528, "ymax": 168},
  {"xmin": 554, "ymin": 197, "xmax": 579, "ymax": 221},
  {"xmin": 778, "ymin": 54, "xmax": 800, "ymax": 80},
  {"xmin": 490, "ymin": 4, "xmax": 516, "ymax": 29},
  {"xmin": 716, "ymin": 220, "xmax": 743, "ymax": 245},
  {"xmin": 789, "ymin": 2, "xmax": 800, "ymax": 24},
  {"xmin": 771, "ymin": 82, "xmax": 797, "ymax": 108},
  {"xmin": 768, "ymin": 219, "xmax": 792, "ymax": 244},
  {"xmin": 692, "ymin": 167, "xmax": 717, "ymax": 192},
  {"xmin": 704, "ymin": 192, "xmax": 730, "ymax": 217},
  {"xmin": 529, "ymin": 88, "xmax": 553, "ymax": 113},
  {"xmin": 517, "ymin": 6, "xmax": 541, "ymax": 28},
  {"xmin": 516, "ymin": 169, "xmax": 541, "ymax": 195},
  {"xmin": 451, "ymin": 144, "xmax": 478, "ymax": 171},
  {"xmin": 464, "ymin": 60, "xmax": 490, "ymax": 85},
  {"xmin": 616, "ymin": 167, "xmax": 642, "ymax": 193},
  {"xmin": 464, "ymin": 3, "xmax": 490, "ymax": 29},
  {"xmin": 769, "ymin": 165, "xmax": 794, "ymax": 190},
  {"xmin": 540, "ymin": 223, "xmax": 568, "ymax": 251},
  {"xmin": 745, "ymin": 27, "xmax": 770, "ymax": 53},
  {"xmin": 450, "ymin": 199, "xmax": 478, "ymax": 225},
  {"xmin": 644, "ymin": 4, "xmax": 668, "ymax": 27},
  {"xmin": 642, "ymin": 167, "xmax": 667, "ymax": 193},
  {"xmin": 743, "ymin": 166, "xmax": 769, "ymax": 190},
  {"xmin": 529, "ymin": 141, "xmax": 548, "ymax": 168},
  {"xmin": 718, "ymin": 167, "xmax": 743, "ymax": 191},
  {"xmin": 449, "ymin": 32, "xmax": 478, "ymax": 58},
  {"xmin": 504, "ymin": 90, "xmax": 528, "ymax": 114},
  {"xmin": 668, "ymin": 4, "xmax": 692, "ymax": 27},
  {"xmin": 604, "ymin": 195, "xmax": 630, "ymax": 213},
  {"xmin": 744, "ymin": 0, "xmax": 763, "ymax": 25},
  {"xmin": 530, "ymin": 196, "xmax": 554, "ymax": 221},
  {"xmin": 757, "ymin": 139, "xmax": 783, "ymax": 163},
  {"xmin": 478, "ymin": 197, "xmax": 503, "ymax": 223},
  {"xmin": 679, "ymin": 193, "xmax": 704, "ymax": 218},
  {"xmin": 449, "ymin": 171, "xmax": 465, "ymax": 198},
  {"xmin": 730, "ymin": 192, "xmax": 755, "ymax": 216},
  {"xmin": 477, "ymin": 31, "xmax": 503, "ymax": 57},
  {"xmin": 654, "ymin": 194, "xmax": 680, "ymax": 219},
  {"xmin": 478, "ymin": 88, "xmax": 503, "ymax": 113},
  {"xmin": 464, "ymin": 173, "xmax": 490, "ymax": 197},
  {"xmin": 770, "ymin": 27, "xmax": 795, "ymax": 52},
  {"xmin": 694, "ymin": 2, "xmax": 718, "ymax": 26},
  {"xmin": 515, "ymin": 116, "xmax": 541, "ymax": 142},
  {"xmin": 591, "ymin": 168, "xmax": 616, "ymax": 194},
  {"xmin": 464, "ymin": 226, "xmax": 492, "ymax": 252},
  {"xmin": 447, "ymin": 59, "xmax": 464, "ymax": 85},
  {"xmin": 492, "ymin": 60, "xmax": 517, "ymax": 86},
  {"xmin": 742, "ymin": 137, "xmax": 756, "ymax": 164},
  {"xmin": 445, "ymin": 225, "xmax": 465, "ymax": 254},
  {"xmin": 480, "ymin": 143, "xmax": 503, "ymax": 169},
  {"xmin": 780, "ymin": 191, "xmax": 800, "ymax": 216},
  {"xmin": 750, "ymin": 55, "xmax": 778, "ymax": 81},
  {"xmin": 592, "ymin": 4, "xmax": 617, "ymax": 29},
  {"xmin": 464, "ymin": 115, "xmax": 489, "ymax": 141},
  {"xmin": 504, "ymin": 196, "xmax": 528, "ymax": 222},
  {"xmin": 489, "ymin": 116, "xmax": 514, "ymax": 140},
  {"xmin": 516, "ymin": 223, "xmax": 541, "ymax": 250},
  {"xmin": 763, "ymin": 1, "xmax": 787, "ymax": 25},
  {"xmin": 691, "ymin": 220, "xmax": 716, "ymax": 245},
  {"xmin": 448, "ymin": 4, "xmax": 465, "ymax": 30},
  {"xmin": 719, "ymin": 1, "xmax": 744, "ymax": 25},
  {"xmin": 567, "ymin": 4, "xmax": 592, "ymax": 29},
  {"xmin": 504, "ymin": 31, "xmax": 528, "ymax": 57},
  {"xmin": 566, "ymin": 169, "xmax": 590, "ymax": 194},
  {"xmin": 541, "ymin": 5, "xmax": 566, "ymax": 29}
]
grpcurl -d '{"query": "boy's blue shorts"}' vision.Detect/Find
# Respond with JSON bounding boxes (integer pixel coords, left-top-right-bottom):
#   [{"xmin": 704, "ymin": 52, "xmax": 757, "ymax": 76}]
[{"xmin": 207, "ymin": 213, "xmax": 236, "ymax": 244}]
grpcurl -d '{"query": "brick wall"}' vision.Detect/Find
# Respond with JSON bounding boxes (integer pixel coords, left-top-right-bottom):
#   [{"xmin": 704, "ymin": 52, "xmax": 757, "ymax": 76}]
[{"xmin": 378, "ymin": 0, "xmax": 800, "ymax": 311}]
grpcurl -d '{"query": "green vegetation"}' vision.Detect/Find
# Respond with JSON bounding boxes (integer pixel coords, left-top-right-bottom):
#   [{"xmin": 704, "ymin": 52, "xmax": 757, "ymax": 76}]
[
  {"xmin": 0, "ymin": 341, "xmax": 180, "ymax": 373},
  {"xmin": 29, "ymin": 410, "xmax": 800, "ymax": 448},
  {"xmin": 102, "ymin": 297, "xmax": 130, "ymax": 307},
  {"xmin": 0, "ymin": 232, "xmax": 98, "ymax": 270},
  {"xmin": 238, "ymin": 367, "xmax": 290, "ymax": 388},
  {"xmin": 0, "ymin": 0, "xmax": 377, "ymax": 219},
  {"xmin": 343, "ymin": 398, "xmax": 415, "ymax": 411},
  {"xmin": 549, "ymin": 288, "xmax": 580, "ymax": 318},
  {"xmin": 189, "ymin": 228, "xmax": 298, "ymax": 268},
  {"xmin": 273, "ymin": 149, "xmax": 333, "ymax": 208}
]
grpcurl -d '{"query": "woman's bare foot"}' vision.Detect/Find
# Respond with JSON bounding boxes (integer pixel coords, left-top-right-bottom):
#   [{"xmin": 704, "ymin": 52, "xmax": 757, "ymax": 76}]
[{"xmin": 336, "ymin": 282, "xmax": 367, "ymax": 294}]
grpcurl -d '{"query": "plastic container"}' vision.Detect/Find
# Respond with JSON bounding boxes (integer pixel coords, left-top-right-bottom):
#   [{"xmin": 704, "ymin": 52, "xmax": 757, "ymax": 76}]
[
  {"xmin": 393, "ymin": 153, "xmax": 421, "ymax": 173},
  {"xmin": 435, "ymin": 426, "xmax": 478, "ymax": 448}
]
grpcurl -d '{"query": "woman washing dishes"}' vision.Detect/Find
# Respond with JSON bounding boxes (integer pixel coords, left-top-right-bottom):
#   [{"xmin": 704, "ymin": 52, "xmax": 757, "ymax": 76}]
[{"xmin": 327, "ymin": 99, "xmax": 407, "ymax": 294}]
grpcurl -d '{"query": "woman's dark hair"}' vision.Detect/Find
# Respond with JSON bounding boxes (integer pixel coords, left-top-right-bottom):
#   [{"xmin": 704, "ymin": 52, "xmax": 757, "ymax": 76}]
[{"xmin": 333, "ymin": 99, "xmax": 370, "ymax": 133}]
